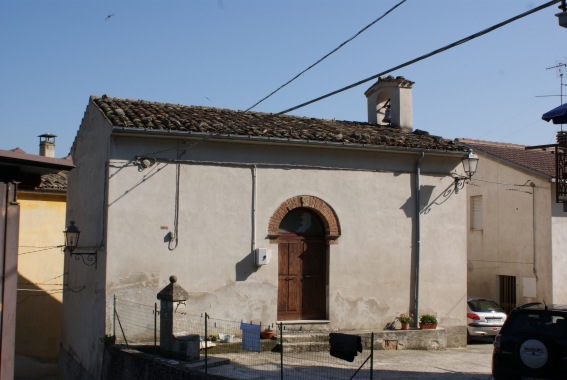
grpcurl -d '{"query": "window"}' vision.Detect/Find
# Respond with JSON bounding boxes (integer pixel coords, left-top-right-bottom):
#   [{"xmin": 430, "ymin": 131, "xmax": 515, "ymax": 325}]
[
  {"xmin": 470, "ymin": 195, "xmax": 483, "ymax": 230},
  {"xmin": 510, "ymin": 313, "xmax": 566, "ymax": 336},
  {"xmin": 278, "ymin": 208, "xmax": 324, "ymax": 235}
]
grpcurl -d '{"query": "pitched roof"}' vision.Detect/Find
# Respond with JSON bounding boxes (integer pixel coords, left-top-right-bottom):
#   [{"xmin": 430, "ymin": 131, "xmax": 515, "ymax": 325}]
[
  {"xmin": 92, "ymin": 95, "xmax": 466, "ymax": 153},
  {"xmin": 456, "ymin": 138, "xmax": 555, "ymax": 179}
]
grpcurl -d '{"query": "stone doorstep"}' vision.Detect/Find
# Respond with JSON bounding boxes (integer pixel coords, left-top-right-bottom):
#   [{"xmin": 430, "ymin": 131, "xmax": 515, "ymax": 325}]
[{"xmin": 278, "ymin": 320, "xmax": 330, "ymax": 333}]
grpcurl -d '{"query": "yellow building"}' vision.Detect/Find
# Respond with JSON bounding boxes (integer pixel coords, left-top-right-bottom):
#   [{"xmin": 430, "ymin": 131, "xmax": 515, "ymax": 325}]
[
  {"xmin": 0, "ymin": 136, "xmax": 74, "ymax": 379},
  {"xmin": 16, "ymin": 173, "xmax": 68, "ymax": 361}
]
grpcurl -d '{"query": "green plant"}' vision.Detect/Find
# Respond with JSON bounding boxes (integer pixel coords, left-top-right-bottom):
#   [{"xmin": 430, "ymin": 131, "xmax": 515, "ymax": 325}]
[
  {"xmin": 398, "ymin": 313, "xmax": 414, "ymax": 324},
  {"xmin": 208, "ymin": 333, "xmax": 219, "ymax": 341},
  {"xmin": 419, "ymin": 314, "xmax": 438, "ymax": 324}
]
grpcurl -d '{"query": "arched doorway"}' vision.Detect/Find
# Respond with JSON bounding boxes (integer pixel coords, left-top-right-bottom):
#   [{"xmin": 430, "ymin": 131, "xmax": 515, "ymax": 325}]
[{"xmin": 277, "ymin": 208, "xmax": 327, "ymax": 320}]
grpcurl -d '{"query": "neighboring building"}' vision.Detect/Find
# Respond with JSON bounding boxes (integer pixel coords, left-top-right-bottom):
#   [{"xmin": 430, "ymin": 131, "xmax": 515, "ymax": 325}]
[
  {"xmin": 62, "ymin": 76, "xmax": 473, "ymax": 379},
  {"xmin": 457, "ymin": 138, "xmax": 567, "ymax": 313},
  {"xmin": 0, "ymin": 138, "xmax": 74, "ymax": 380}
]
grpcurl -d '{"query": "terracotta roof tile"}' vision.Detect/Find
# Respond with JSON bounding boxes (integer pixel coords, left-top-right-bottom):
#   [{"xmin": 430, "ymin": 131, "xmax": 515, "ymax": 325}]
[
  {"xmin": 39, "ymin": 171, "xmax": 68, "ymax": 191},
  {"xmin": 92, "ymin": 95, "xmax": 466, "ymax": 153},
  {"xmin": 456, "ymin": 138, "xmax": 555, "ymax": 179}
]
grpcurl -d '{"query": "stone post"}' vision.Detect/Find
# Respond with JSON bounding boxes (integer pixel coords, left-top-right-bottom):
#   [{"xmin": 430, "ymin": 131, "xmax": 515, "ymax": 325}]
[{"xmin": 157, "ymin": 275, "xmax": 199, "ymax": 361}]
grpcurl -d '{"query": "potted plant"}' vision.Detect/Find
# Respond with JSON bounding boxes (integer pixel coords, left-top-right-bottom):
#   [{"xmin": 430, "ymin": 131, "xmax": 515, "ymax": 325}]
[
  {"xmin": 398, "ymin": 313, "xmax": 413, "ymax": 330},
  {"xmin": 419, "ymin": 314, "xmax": 438, "ymax": 329},
  {"xmin": 208, "ymin": 333, "xmax": 220, "ymax": 342},
  {"xmin": 260, "ymin": 326, "xmax": 274, "ymax": 339}
]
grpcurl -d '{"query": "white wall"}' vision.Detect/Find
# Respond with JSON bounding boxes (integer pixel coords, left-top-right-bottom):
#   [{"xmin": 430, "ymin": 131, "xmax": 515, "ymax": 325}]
[
  {"xmin": 466, "ymin": 153, "xmax": 553, "ymax": 306},
  {"xmin": 551, "ymin": 189, "xmax": 567, "ymax": 303},
  {"xmin": 60, "ymin": 102, "xmax": 112, "ymax": 380},
  {"xmin": 105, "ymin": 136, "xmax": 467, "ymax": 333}
]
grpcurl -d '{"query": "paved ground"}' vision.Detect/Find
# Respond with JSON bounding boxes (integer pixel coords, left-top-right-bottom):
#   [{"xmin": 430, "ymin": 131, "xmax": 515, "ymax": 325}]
[
  {"xmin": 195, "ymin": 341, "xmax": 495, "ymax": 380},
  {"xmin": 14, "ymin": 341, "xmax": 495, "ymax": 379}
]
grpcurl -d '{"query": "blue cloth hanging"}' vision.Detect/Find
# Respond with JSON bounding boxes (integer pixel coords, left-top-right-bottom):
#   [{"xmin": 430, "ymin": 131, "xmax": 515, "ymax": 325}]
[{"xmin": 240, "ymin": 322, "xmax": 261, "ymax": 352}]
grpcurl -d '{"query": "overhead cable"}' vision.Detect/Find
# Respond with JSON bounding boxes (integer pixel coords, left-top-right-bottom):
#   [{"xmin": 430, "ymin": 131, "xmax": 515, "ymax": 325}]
[
  {"xmin": 245, "ymin": 0, "xmax": 408, "ymax": 112},
  {"xmin": 277, "ymin": 0, "xmax": 561, "ymax": 115}
]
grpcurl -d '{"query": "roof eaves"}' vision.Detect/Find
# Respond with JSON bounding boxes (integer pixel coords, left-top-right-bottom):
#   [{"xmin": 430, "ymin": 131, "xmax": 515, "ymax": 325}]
[
  {"xmin": 112, "ymin": 126, "xmax": 468, "ymax": 158},
  {"xmin": 0, "ymin": 149, "xmax": 75, "ymax": 170},
  {"xmin": 457, "ymin": 141, "xmax": 554, "ymax": 181}
]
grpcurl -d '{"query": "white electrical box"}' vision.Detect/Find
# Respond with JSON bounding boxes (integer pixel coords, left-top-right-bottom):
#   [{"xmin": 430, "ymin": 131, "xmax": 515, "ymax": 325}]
[{"xmin": 255, "ymin": 248, "xmax": 271, "ymax": 266}]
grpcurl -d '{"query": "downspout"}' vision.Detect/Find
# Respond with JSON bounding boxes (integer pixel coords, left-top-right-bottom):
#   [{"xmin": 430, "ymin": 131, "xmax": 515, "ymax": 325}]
[
  {"xmin": 251, "ymin": 166, "xmax": 257, "ymax": 255},
  {"xmin": 414, "ymin": 152, "xmax": 425, "ymax": 328},
  {"xmin": 531, "ymin": 181, "xmax": 538, "ymax": 281}
]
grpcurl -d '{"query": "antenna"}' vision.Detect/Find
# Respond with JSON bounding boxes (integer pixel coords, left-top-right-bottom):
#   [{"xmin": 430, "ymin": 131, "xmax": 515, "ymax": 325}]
[
  {"xmin": 545, "ymin": 62, "xmax": 567, "ymax": 131},
  {"xmin": 546, "ymin": 62, "xmax": 566, "ymax": 105}
]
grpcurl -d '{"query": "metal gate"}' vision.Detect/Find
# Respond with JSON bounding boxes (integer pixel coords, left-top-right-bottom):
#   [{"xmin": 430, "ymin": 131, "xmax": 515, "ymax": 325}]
[{"xmin": 499, "ymin": 275, "xmax": 516, "ymax": 314}]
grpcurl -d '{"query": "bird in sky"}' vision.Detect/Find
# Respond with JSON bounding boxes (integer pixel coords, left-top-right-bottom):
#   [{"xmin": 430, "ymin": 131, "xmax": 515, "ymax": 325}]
[{"xmin": 105, "ymin": 13, "xmax": 115, "ymax": 21}]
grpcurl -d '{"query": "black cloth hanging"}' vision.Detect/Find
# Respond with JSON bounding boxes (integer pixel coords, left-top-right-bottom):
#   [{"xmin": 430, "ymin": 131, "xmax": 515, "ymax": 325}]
[{"xmin": 329, "ymin": 333, "xmax": 362, "ymax": 362}]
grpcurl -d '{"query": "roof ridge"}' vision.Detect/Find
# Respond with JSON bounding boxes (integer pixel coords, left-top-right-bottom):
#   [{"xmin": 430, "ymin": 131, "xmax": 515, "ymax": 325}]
[
  {"xmin": 456, "ymin": 138, "xmax": 526, "ymax": 148},
  {"xmin": 91, "ymin": 94, "xmax": 387, "ymax": 128}
]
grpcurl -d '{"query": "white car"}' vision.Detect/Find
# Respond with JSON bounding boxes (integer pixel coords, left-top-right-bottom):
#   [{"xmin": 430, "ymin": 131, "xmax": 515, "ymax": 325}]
[{"xmin": 467, "ymin": 297, "xmax": 507, "ymax": 341}]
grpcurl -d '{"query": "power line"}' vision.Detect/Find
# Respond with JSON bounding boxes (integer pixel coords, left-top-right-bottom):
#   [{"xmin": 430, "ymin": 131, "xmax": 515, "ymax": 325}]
[
  {"xmin": 277, "ymin": 0, "xmax": 561, "ymax": 116},
  {"xmin": 18, "ymin": 245, "xmax": 63, "ymax": 255},
  {"xmin": 245, "ymin": 0, "xmax": 408, "ymax": 112}
]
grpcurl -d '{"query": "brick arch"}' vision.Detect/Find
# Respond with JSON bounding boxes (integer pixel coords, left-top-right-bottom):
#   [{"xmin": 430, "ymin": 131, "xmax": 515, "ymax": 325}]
[{"xmin": 268, "ymin": 195, "xmax": 340, "ymax": 241}]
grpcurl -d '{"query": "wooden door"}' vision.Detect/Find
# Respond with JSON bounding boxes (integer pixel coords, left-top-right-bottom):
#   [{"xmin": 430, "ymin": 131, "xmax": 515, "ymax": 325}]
[{"xmin": 278, "ymin": 238, "xmax": 326, "ymax": 320}]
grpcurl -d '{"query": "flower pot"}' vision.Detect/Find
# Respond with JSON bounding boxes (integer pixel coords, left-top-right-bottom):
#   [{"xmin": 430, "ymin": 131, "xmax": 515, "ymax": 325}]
[
  {"xmin": 400, "ymin": 322, "xmax": 410, "ymax": 330},
  {"xmin": 260, "ymin": 331, "xmax": 274, "ymax": 339},
  {"xmin": 419, "ymin": 322, "xmax": 437, "ymax": 330}
]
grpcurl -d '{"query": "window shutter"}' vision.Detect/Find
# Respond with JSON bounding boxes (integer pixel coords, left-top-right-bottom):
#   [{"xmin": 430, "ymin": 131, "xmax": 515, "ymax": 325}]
[{"xmin": 471, "ymin": 196, "xmax": 483, "ymax": 230}]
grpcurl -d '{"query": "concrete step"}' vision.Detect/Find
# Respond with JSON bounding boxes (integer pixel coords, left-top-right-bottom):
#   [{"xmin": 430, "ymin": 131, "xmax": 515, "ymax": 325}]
[
  {"xmin": 277, "ymin": 321, "xmax": 330, "ymax": 333},
  {"xmin": 202, "ymin": 332, "xmax": 333, "ymax": 354}
]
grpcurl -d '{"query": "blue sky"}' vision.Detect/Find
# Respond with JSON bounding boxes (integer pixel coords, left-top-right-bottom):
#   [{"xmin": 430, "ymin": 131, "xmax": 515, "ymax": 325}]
[{"xmin": 1, "ymin": 0, "xmax": 566, "ymax": 157}]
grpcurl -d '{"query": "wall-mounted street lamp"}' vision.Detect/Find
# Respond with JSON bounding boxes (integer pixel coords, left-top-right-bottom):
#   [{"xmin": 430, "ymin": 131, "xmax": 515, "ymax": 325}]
[
  {"xmin": 64, "ymin": 221, "xmax": 97, "ymax": 267},
  {"xmin": 454, "ymin": 150, "xmax": 479, "ymax": 193}
]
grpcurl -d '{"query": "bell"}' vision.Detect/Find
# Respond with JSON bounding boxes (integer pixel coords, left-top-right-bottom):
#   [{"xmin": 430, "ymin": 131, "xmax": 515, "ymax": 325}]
[{"xmin": 383, "ymin": 105, "xmax": 391, "ymax": 124}]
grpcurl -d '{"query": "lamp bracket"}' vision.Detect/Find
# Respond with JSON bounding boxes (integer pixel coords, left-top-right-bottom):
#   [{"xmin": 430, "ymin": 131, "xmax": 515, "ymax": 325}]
[
  {"xmin": 452, "ymin": 174, "xmax": 470, "ymax": 194},
  {"xmin": 64, "ymin": 247, "xmax": 98, "ymax": 267}
]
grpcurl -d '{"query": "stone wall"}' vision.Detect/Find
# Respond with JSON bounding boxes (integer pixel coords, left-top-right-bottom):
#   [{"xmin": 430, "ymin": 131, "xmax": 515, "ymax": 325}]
[{"xmin": 101, "ymin": 346, "xmax": 229, "ymax": 380}]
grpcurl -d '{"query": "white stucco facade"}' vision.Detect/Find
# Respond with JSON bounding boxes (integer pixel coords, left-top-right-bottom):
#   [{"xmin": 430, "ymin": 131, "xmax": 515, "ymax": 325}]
[
  {"xmin": 61, "ymin": 98, "xmax": 472, "ymax": 379},
  {"xmin": 463, "ymin": 142, "xmax": 567, "ymax": 312}
]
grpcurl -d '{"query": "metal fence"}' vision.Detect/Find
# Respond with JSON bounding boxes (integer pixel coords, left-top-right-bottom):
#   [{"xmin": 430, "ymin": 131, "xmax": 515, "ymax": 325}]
[{"xmin": 112, "ymin": 296, "xmax": 375, "ymax": 379}]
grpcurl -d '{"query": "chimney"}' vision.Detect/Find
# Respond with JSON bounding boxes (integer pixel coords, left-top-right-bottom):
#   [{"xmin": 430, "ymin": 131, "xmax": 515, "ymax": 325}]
[
  {"xmin": 38, "ymin": 133, "xmax": 56, "ymax": 157},
  {"xmin": 364, "ymin": 76, "xmax": 414, "ymax": 130}
]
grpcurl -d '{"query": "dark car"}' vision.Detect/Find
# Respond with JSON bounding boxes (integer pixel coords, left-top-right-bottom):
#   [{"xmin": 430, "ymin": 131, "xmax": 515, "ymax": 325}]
[{"xmin": 492, "ymin": 303, "xmax": 567, "ymax": 380}]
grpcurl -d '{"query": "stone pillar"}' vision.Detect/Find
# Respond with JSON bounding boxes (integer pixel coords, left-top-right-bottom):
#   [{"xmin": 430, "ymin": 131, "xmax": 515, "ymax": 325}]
[{"xmin": 157, "ymin": 275, "xmax": 199, "ymax": 361}]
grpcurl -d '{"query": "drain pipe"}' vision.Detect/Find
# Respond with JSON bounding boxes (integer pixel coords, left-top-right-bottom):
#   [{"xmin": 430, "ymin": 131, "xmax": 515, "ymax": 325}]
[
  {"xmin": 531, "ymin": 181, "xmax": 538, "ymax": 280},
  {"xmin": 251, "ymin": 166, "xmax": 257, "ymax": 255},
  {"xmin": 414, "ymin": 152, "xmax": 425, "ymax": 328}
]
